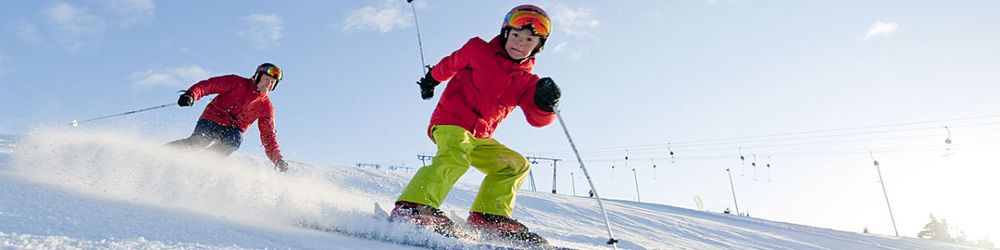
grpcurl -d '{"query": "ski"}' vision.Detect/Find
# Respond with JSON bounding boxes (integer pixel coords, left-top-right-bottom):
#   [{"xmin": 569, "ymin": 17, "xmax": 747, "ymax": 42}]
[
  {"xmin": 294, "ymin": 203, "xmax": 532, "ymax": 250},
  {"xmin": 298, "ymin": 220, "xmax": 537, "ymax": 249},
  {"xmin": 374, "ymin": 202, "xmax": 390, "ymax": 220},
  {"xmin": 298, "ymin": 221, "xmax": 518, "ymax": 250},
  {"xmin": 372, "ymin": 202, "xmax": 576, "ymax": 250}
]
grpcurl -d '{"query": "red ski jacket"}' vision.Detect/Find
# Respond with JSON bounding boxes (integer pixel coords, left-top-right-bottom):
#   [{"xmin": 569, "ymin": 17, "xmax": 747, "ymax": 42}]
[
  {"xmin": 186, "ymin": 75, "xmax": 283, "ymax": 162},
  {"xmin": 427, "ymin": 35, "xmax": 556, "ymax": 139}
]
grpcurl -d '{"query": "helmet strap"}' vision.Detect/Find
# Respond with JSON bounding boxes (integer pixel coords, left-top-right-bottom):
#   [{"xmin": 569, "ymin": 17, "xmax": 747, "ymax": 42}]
[{"xmin": 253, "ymin": 72, "xmax": 280, "ymax": 91}]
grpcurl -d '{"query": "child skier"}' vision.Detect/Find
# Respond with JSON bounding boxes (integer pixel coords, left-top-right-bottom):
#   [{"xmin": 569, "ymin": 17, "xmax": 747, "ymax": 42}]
[
  {"xmin": 391, "ymin": 4, "xmax": 561, "ymax": 244},
  {"xmin": 167, "ymin": 63, "xmax": 289, "ymax": 172}
]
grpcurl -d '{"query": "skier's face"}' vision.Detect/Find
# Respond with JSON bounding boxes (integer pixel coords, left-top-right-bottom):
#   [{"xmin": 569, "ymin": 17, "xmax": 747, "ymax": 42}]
[
  {"xmin": 505, "ymin": 28, "xmax": 542, "ymax": 60},
  {"xmin": 256, "ymin": 74, "xmax": 277, "ymax": 95}
]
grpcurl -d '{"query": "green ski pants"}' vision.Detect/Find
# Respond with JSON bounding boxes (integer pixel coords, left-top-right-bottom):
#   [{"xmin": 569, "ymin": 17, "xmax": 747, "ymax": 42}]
[{"xmin": 397, "ymin": 125, "xmax": 531, "ymax": 217}]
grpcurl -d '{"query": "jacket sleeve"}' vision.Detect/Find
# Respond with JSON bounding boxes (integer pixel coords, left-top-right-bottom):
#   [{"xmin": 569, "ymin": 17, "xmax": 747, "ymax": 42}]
[
  {"xmin": 258, "ymin": 103, "xmax": 283, "ymax": 163},
  {"xmin": 517, "ymin": 74, "xmax": 556, "ymax": 127},
  {"xmin": 429, "ymin": 37, "xmax": 485, "ymax": 82},
  {"xmin": 186, "ymin": 75, "xmax": 240, "ymax": 100}
]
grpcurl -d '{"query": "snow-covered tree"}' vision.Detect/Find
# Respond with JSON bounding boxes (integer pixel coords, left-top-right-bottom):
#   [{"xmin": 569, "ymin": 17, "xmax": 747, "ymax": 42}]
[
  {"xmin": 915, "ymin": 214, "xmax": 996, "ymax": 249},
  {"xmin": 917, "ymin": 214, "xmax": 953, "ymax": 242}
]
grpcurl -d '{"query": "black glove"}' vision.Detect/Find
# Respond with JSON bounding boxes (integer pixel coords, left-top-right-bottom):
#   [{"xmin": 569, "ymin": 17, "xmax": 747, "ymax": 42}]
[
  {"xmin": 177, "ymin": 91, "xmax": 195, "ymax": 107},
  {"xmin": 274, "ymin": 159, "xmax": 289, "ymax": 173},
  {"xmin": 417, "ymin": 69, "xmax": 440, "ymax": 100},
  {"xmin": 534, "ymin": 77, "xmax": 560, "ymax": 113}
]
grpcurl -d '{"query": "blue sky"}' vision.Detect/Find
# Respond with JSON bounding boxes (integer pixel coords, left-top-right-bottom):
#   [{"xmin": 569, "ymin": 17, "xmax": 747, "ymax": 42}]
[{"xmin": 2, "ymin": 0, "xmax": 998, "ymax": 243}]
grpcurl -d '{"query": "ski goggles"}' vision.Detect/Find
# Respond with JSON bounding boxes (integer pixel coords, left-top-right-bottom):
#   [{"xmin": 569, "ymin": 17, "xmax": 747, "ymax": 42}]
[
  {"xmin": 258, "ymin": 65, "xmax": 283, "ymax": 81},
  {"xmin": 506, "ymin": 10, "xmax": 551, "ymax": 37}
]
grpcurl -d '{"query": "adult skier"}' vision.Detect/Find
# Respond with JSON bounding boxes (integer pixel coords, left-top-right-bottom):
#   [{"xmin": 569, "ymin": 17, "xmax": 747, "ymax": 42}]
[
  {"xmin": 167, "ymin": 63, "xmax": 289, "ymax": 172},
  {"xmin": 390, "ymin": 4, "xmax": 561, "ymax": 245}
]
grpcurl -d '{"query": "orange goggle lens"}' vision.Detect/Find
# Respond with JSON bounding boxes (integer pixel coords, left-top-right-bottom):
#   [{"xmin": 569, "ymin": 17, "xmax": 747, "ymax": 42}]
[
  {"xmin": 259, "ymin": 65, "xmax": 282, "ymax": 81},
  {"xmin": 507, "ymin": 11, "xmax": 550, "ymax": 37}
]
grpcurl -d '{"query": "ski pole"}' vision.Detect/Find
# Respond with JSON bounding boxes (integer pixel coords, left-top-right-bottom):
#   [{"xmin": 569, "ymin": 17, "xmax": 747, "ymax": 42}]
[
  {"xmin": 406, "ymin": 0, "xmax": 428, "ymax": 74},
  {"xmin": 556, "ymin": 109, "xmax": 619, "ymax": 248},
  {"xmin": 70, "ymin": 102, "xmax": 176, "ymax": 127}
]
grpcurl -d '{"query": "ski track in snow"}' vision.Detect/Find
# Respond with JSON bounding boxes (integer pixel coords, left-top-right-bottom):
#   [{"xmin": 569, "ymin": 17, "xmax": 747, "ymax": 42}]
[{"xmin": 0, "ymin": 129, "xmax": 984, "ymax": 249}]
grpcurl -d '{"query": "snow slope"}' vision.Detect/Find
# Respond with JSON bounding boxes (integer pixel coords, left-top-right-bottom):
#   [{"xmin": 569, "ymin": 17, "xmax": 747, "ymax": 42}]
[{"xmin": 0, "ymin": 129, "xmax": 981, "ymax": 249}]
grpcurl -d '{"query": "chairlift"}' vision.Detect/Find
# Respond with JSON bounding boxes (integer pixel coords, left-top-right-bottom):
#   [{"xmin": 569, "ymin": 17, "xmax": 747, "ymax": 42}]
[
  {"xmin": 738, "ymin": 147, "xmax": 746, "ymax": 176},
  {"xmin": 610, "ymin": 160, "xmax": 616, "ymax": 179},
  {"xmin": 668, "ymin": 142, "xmax": 676, "ymax": 163},
  {"xmin": 944, "ymin": 126, "xmax": 952, "ymax": 144},
  {"xmin": 943, "ymin": 126, "xmax": 954, "ymax": 157},
  {"xmin": 651, "ymin": 159, "xmax": 658, "ymax": 179}
]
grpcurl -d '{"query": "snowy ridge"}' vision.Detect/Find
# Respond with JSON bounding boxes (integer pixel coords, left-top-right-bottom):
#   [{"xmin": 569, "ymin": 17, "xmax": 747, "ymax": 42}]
[{"xmin": 0, "ymin": 129, "xmax": 980, "ymax": 249}]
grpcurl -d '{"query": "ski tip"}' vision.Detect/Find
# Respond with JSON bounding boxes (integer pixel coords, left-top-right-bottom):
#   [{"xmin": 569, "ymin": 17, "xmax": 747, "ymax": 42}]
[{"xmin": 374, "ymin": 202, "xmax": 390, "ymax": 219}]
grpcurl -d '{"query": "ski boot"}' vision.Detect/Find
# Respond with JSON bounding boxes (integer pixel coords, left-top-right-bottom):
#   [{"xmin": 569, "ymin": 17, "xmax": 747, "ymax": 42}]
[
  {"xmin": 468, "ymin": 211, "xmax": 549, "ymax": 246},
  {"xmin": 389, "ymin": 201, "xmax": 464, "ymax": 237}
]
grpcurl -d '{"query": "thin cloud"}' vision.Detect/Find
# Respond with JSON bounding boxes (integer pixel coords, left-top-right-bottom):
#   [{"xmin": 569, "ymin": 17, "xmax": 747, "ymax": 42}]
[
  {"xmin": 14, "ymin": 20, "xmax": 42, "ymax": 44},
  {"xmin": 238, "ymin": 14, "xmax": 284, "ymax": 50},
  {"xmin": 548, "ymin": 3, "xmax": 600, "ymax": 39},
  {"xmin": 860, "ymin": 21, "xmax": 901, "ymax": 41},
  {"xmin": 342, "ymin": 0, "xmax": 412, "ymax": 33},
  {"xmin": 543, "ymin": 3, "xmax": 597, "ymax": 60},
  {"xmin": 130, "ymin": 65, "xmax": 212, "ymax": 88},
  {"xmin": 42, "ymin": 2, "xmax": 106, "ymax": 50},
  {"xmin": 553, "ymin": 42, "xmax": 567, "ymax": 53},
  {"xmin": 105, "ymin": 0, "xmax": 156, "ymax": 28},
  {"xmin": 550, "ymin": 41, "xmax": 588, "ymax": 61}
]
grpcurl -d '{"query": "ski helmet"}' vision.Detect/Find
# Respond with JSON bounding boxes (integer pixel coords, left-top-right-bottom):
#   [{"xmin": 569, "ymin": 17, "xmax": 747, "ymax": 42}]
[
  {"xmin": 253, "ymin": 63, "xmax": 283, "ymax": 90},
  {"xmin": 500, "ymin": 4, "xmax": 551, "ymax": 56}
]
